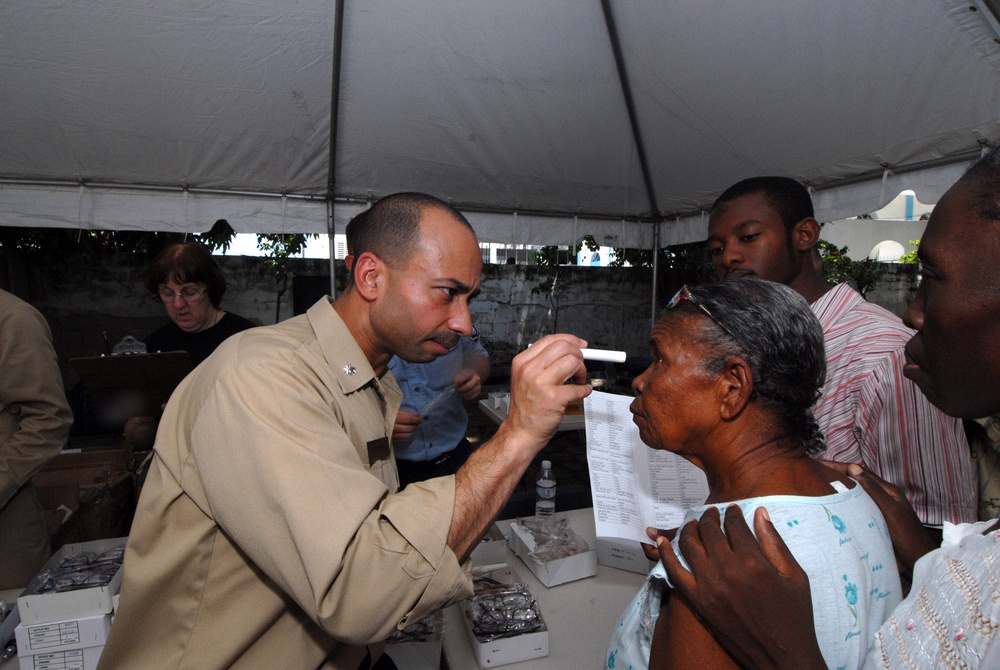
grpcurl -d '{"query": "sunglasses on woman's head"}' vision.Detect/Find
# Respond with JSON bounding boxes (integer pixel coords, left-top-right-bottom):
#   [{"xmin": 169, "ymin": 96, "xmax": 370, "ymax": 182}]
[{"xmin": 666, "ymin": 285, "xmax": 740, "ymax": 343}]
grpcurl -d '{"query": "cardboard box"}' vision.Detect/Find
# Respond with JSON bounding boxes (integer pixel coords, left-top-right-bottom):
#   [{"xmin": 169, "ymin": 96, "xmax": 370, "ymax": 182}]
[
  {"xmin": 17, "ymin": 538, "xmax": 126, "ymax": 626},
  {"xmin": 595, "ymin": 538, "xmax": 655, "ymax": 575},
  {"xmin": 462, "ymin": 584, "xmax": 548, "ymax": 668},
  {"xmin": 462, "ymin": 620, "xmax": 548, "ymax": 669},
  {"xmin": 15, "ymin": 613, "xmax": 111, "ymax": 655},
  {"xmin": 470, "ymin": 523, "xmax": 507, "ymax": 567},
  {"xmin": 32, "ymin": 449, "xmax": 135, "ymax": 548},
  {"xmin": 508, "ymin": 521, "xmax": 597, "ymax": 587},
  {"xmin": 18, "ymin": 645, "xmax": 103, "ymax": 670},
  {"xmin": 472, "ymin": 563, "xmax": 517, "ymax": 585}
]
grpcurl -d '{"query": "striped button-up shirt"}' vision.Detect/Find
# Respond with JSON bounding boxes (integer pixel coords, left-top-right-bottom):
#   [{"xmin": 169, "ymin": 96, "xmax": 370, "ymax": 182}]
[{"xmin": 811, "ymin": 283, "xmax": 975, "ymax": 525}]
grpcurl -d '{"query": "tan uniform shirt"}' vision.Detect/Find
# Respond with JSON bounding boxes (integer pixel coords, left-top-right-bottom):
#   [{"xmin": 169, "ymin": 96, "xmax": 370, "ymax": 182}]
[
  {"xmin": 99, "ymin": 298, "xmax": 472, "ymax": 669},
  {"xmin": 0, "ymin": 289, "xmax": 72, "ymax": 588}
]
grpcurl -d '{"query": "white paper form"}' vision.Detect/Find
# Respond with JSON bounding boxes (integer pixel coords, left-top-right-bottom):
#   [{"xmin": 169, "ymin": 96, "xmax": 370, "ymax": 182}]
[{"xmin": 584, "ymin": 391, "xmax": 709, "ymax": 543}]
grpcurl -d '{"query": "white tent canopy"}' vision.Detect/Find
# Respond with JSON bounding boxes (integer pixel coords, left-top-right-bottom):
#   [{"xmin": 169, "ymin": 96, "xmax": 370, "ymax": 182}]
[{"xmin": 2, "ymin": 0, "xmax": 999, "ymax": 249}]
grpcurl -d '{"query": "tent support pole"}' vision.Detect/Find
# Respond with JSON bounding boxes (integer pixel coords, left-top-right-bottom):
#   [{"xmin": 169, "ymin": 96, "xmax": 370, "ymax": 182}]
[
  {"xmin": 600, "ymin": 0, "xmax": 661, "ymax": 221},
  {"xmin": 327, "ymin": 201, "xmax": 337, "ymax": 298},
  {"xmin": 650, "ymin": 222, "xmax": 659, "ymax": 331},
  {"xmin": 601, "ymin": 0, "xmax": 665, "ymax": 327},
  {"xmin": 327, "ymin": 0, "xmax": 346, "ymax": 297}
]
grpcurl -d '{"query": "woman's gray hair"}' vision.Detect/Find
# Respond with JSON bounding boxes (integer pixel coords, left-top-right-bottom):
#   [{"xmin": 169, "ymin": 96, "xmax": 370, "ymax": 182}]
[{"xmin": 671, "ymin": 279, "xmax": 827, "ymax": 453}]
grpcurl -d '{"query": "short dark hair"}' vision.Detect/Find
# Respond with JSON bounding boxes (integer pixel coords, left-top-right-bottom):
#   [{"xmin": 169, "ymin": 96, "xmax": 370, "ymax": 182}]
[
  {"xmin": 962, "ymin": 148, "xmax": 1000, "ymax": 223},
  {"xmin": 346, "ymin": 192, "xmax": 473, "ymax": 285},
  {"xmin": 668, "ymin": 279, "xmax": 827, "ymax": 453},
  {"xmin": 344, "ymin": 210, "xmax": 365, "ymax": 256},
  {"xmin": 144, "ymin": 242, "xmax": 226, "ymax": 308},
  {"xmin": 712, "ymin": 176, "xmax": 815, "ymax": 231}
]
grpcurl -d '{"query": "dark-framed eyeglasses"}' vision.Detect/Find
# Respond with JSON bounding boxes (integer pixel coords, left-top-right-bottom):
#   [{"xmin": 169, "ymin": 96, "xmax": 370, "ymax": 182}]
[
  {"xmin": 667, "ymin": 285, "xmax": 740, "ymax": 343},
  {"xmin": 159, "ymin": 286, "xmax": 207, "ymax": 303}
]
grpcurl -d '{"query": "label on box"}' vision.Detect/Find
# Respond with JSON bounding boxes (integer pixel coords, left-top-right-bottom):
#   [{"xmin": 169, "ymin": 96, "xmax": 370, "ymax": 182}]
[
  {"xmin": 15, "ymin": 614, "xmax": 111, "ymax": 655},
  {"xmin": 595, "ymin": 538, "xmax": 655, "ymax": 575},
  {"xmin": 18, "ymin": 645, "xmax": 104, "ymax": 670}
]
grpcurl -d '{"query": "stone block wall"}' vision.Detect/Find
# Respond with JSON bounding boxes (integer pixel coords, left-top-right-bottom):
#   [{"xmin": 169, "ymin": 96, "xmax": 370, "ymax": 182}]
[
  {"xmin": 2, "ymin": 250, "xmax": 920, "ymax": 394},
  {"xmin": 863, "ymin": 263, "xmax": 921, "ymax": 317}
]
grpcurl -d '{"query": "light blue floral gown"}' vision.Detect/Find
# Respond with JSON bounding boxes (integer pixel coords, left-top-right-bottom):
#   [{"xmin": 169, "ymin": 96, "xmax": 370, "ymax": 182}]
[{"xmin": 606, "ymin": 480, "xmax": 901, "ymax": 670}]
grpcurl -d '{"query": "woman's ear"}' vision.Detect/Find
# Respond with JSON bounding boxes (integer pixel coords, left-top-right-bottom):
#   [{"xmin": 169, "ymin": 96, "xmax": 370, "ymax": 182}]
[{"xmin": 719, "ymin": 357, "xmax": 754, "ymax": 420}]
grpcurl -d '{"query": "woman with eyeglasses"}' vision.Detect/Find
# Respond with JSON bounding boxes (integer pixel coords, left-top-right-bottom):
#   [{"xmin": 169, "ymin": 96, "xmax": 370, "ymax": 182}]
[
  {"xmin": 605, "ymin": 279, "xmax": 900, "ymax": 670},
  {"xmin": 121, "ymin": 243, "xmax": 257, "ymax": 452},
  {"xmin": 143, "ymin": 242, "xmax": 256, "ymax": 366}
]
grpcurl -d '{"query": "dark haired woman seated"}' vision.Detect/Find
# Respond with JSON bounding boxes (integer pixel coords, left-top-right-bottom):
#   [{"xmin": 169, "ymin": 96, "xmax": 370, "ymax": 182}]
[
  {"xmin": 605, "ymin": 280, "xmax": 900, "ymax": 670},
  {"xmin": 143, "ymin": 242, "xmax": 256, "ymax": 365}
]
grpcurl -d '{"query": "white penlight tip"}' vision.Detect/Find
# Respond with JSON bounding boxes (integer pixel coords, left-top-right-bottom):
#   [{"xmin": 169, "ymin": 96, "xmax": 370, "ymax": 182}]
[{"xmin": 581, "ymin": 348, "xmax": 626, "ymax": 363}]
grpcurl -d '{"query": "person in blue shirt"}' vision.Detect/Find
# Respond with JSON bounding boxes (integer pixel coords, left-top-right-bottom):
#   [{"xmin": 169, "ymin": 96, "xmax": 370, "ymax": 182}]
[{"xmin": 388, "ymin": 330, "xmax": 490, "ymax": 487}]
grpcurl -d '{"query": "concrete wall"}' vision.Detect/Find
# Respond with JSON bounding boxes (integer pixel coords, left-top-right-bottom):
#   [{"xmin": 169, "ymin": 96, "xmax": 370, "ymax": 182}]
[
  {"xmin": 4, "ymin": 253, "xmax": 656, "ymax": 391},
  {"xmin": 863, "ymin": 263, "xmax": 921, "ymax": 318},
  {"xmin": 3, "ymin": 251, "xmax": 920, "ymax": 394}
]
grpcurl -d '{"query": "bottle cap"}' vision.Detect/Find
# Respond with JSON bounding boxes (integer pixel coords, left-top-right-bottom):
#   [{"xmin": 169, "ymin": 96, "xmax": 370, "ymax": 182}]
[{"xmin": 541, "ymin": 460, "xmax": 551, "ymax": 469}]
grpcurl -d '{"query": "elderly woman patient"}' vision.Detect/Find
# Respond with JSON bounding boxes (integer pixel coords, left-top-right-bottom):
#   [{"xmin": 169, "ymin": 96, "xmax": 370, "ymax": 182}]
[{"xmin": 606, "ymin": 280, "xmax": 900, "ymax": 670}]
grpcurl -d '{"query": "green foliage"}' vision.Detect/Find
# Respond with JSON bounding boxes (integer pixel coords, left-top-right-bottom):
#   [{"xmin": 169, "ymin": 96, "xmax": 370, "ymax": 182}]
[
  {"xmin": 530, "ymin": 247, "xmax": 567, "ymax": 298},
  {"xmin": 816, "ymin": 240, "xmax": 853, "ymax": 285},
  {"xmin": 255, "ymin": 234, "xmax": 315, "ymax": 284},
  {"xmin": 530, "ymin": 245, "xmax": 561, "ymax": 270},
  {"xmin": 0, "ymin": 223, "xmax": 318, "ymax": 277},
  {"xmin": 897, "ymin": 239, "xmax": 921, "ymax": 265},
  {"xmin": 605, "ymin": 241, "xmax": 713, "ymax": 290},
  {"xmin": 254, "ymin": 232, "xmax": 318, "ymax": 323},
  {"xmin": 608, "ymin": 247, "xmax": 650, "ymax": 268},
  {"xmin": 817, "ymin": 239, "xmax": 886, "ymax": 297},
  {"xmin": 530, "ymin": 235, "xmax": 599, "ymax": 296},
  {"xmin": 1, "ymin": 224, "xmax": 316, "ymax": 322},
  {"xmin": 0, "ymin": 221, "xmax": 238, "ymax": 264}
]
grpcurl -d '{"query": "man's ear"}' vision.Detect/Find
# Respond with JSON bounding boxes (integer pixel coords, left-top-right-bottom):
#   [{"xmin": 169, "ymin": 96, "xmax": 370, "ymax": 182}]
[
  {"xmin": 791, "ymin": 217, "xmax": 821, "ymax": 252},
  {"xmin": 352, "ymin": 252, "xmax": 384, "ymax": 301},
  {"xmin": 719, "ymin": 357, "xmax": 754, "ymax": 420}
]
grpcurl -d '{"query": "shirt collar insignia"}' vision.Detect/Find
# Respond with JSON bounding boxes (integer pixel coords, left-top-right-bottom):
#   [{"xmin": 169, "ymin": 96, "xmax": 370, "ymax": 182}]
[{"xmin": 343, "ymin": 364, "xmax": 357, "ymax": 376}]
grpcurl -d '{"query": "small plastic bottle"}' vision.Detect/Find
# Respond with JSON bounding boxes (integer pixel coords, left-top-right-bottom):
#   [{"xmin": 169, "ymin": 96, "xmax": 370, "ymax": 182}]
[{"xmin": 535, "ymin": 460, "xmax": 556, "ymax": 524}]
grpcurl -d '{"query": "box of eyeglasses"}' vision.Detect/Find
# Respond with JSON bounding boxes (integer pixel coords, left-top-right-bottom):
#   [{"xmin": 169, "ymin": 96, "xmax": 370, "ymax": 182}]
[
  {"xmin": 383, "ymin": 609, "xmax": 444, "ymax": 670},
  {"xmin": 508, "ymin": 517, "xmax": 597, "ymax": 587},
  {"xmin": 17, "ymin": 537, "xmax": 126, "ymax": 626},
  {"xmin": 462, "ymin": 581, "xmax": 548, "ymax": 668}
]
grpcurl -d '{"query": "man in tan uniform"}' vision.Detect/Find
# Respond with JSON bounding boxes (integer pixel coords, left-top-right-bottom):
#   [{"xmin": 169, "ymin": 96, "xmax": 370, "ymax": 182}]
[
  {"xmin": 100, "ymin": 193, "xmax": 593, "ymax": 669},
  {"xmin": 0, "ymin": 288, "xmax": 73, "ymax": 589}
]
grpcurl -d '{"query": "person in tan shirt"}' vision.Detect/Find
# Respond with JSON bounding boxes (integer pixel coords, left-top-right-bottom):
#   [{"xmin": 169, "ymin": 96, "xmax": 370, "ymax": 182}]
[
  {"xmin": 0, "ymin": 288, "xmax": 73, "ymax": 589},
  {"xmin": 99, "ymin": 192, "xmax": 593, "ymax": 669}
]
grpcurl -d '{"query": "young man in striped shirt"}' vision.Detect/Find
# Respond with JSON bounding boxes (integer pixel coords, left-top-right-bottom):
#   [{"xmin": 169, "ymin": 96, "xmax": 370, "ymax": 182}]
[{"xmin": 705, "ymin": 176, "xmax": 975, "ymax": 531}]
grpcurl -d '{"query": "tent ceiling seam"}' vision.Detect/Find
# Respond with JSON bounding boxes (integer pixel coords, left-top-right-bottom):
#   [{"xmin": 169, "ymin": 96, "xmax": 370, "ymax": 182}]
[{"xmin": 1, "ymin": 143, "xmax": 988, "ymax": 227}]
